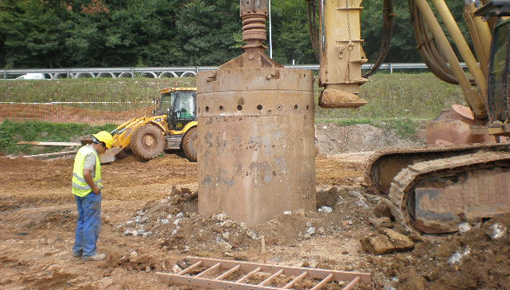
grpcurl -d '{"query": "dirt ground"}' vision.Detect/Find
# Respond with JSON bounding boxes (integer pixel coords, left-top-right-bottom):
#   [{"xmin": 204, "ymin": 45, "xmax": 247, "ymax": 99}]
[{"xmin": 1, "ymin": 123, "xmax": 510, "ymax": 289}]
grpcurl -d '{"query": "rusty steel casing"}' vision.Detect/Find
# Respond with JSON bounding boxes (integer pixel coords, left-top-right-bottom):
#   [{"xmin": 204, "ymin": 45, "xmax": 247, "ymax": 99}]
[{"xmin": 197, "ymin": 67, "xmax": 316, "ymax": 225}]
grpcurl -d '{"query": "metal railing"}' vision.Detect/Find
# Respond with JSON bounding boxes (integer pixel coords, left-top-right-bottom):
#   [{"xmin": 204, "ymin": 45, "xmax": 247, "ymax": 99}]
[{"xmin": 1, "ymin": 63, "xmax": 464, "ymax": 80}]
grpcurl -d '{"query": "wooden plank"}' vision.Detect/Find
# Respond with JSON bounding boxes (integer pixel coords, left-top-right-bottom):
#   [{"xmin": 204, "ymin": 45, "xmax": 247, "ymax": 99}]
[
  {"xmin": 22, "ymin": 150, "xmax": 77, "ymax": 158},
  {"xmin": 18, "ymin": 141, "xmax": 81, "ymax": 146},
  {"xmin": 236, "ymin": 267, "xmax": 261, "ymax": 283},
  {"xmin": 195, "ymin": 263, "xmax": 221, "ymax": 278},
  {"xmin": 310, "ymin": 274, "xmax": 334, "ymax": 290},
  {"xmin": 157, "ymin": 272, "xmax": 280, "ymax": 290},
  {"xmin": 216, "ymin": 264, "xmax": 241, "ymax": 280},
  {"xmin": 342, "ymin": 276, "xmax": 361, "ymax": 290},
  {"xmin": 282, "ymin": 271, "xmax": 308, "ymax": 289},
  {"xmin": 177, "ymin": 261, "xmax": 202, "ymax": 275},
  {"xmin": 187, "ymin": 257, "xmax": 372, "ymax": 283},
  {"xmin": 259, "ymin": 269, "xmax": 283, "ymax": 286}
]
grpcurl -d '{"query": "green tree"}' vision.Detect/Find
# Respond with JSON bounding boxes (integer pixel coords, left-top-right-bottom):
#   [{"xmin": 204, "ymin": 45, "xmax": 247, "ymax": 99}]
[
  {"xmin": 1, "ymin": 0, "xmax": 74, "ymax": 68},
  {"xmin": 271, "ymin": 0, "xmax": 316, "ymax": 64},
  {"xmin": 0, "ymin": 0, "xmax": 478, "ymax": 68},
  {"xmin": 173, "ymin": 0, "xmax": 241, "ymax": 66}
]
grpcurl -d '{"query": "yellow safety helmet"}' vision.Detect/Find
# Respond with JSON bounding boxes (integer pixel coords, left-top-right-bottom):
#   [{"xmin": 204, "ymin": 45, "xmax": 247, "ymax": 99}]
[{"xmin": 92, "ymin": 131, "xmax": 114, "ymax": 149}]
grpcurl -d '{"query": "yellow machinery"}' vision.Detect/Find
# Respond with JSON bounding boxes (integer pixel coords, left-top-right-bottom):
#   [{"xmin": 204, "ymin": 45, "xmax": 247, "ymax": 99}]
[
  {"xmin": 307, "ymin": 0, "xmax": 510, "ymax": 234},
  {"xmin": 102, "ymin": 87, "xmax": 197, "ymax": 163}
]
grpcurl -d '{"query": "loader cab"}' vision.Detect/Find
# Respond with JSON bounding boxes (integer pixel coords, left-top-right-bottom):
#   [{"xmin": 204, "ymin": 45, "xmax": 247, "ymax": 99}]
[
  {"xmin": 170, "ymin": 90, "xmax": 196, "ymax": 130},
  {"xmin": 156, "ymin": 88, "xmax": 197, "ymax": 131}
]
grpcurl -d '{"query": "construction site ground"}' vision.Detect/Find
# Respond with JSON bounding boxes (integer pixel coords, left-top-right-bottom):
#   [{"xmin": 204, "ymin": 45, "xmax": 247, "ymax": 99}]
[{"xmin": 1, "ymin": 123, "xmax": 510, "ymax": 290}]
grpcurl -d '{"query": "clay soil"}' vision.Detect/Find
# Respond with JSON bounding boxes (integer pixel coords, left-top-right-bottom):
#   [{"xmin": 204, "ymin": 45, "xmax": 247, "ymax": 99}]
[{"xmin": 1, "ymin": 123, "xmax": 510, "ymax": 290}]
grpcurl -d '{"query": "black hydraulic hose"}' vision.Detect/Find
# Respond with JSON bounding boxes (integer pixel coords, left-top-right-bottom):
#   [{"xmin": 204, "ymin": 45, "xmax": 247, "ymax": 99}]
[
  {"xmin": 409, "ymin": 0, "xmax": 476, "ymax": 85},
  {"xmin": 409, "ymin": 0, "xmax": 458, "ymax": 84},
  {"xmin": 363, "ymin": 0, "xmax": 396, "ymax": 78},
  {"xmin": 307, "ymin": 0, "xmax": 320, "ymax": 61}
]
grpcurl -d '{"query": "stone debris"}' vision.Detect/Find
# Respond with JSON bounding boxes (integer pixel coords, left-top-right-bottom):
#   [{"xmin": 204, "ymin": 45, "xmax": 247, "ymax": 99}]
[
  {"xmin": 383, "ymin": 277, "xmax": 399, "ymax": 290},
  {"xmin": 458, "ymin": 222, "xmax": 472, "ymax": 233},
  {"xmin": 369, "ymin": 217, "xmax": 392, "ymax": 228},
  {"xmin": 246, "ymin": 230, "xmax": 257, "ymax": 240},
  {"xmin": 348, "ymin": 189, "xmax": 369, "ymax": 209},
  {"xmin": 172, "ymin": 265, "xmax": 182, "ymax": 273},
  {"xmin": 213, "ymin": 213, "xmax": 228, "ymax": 222},
  {"xmin": 124, "ymin": 230, "xmax": 134, "ymax": 236},
  {"xmin": 487, "ymin": 223, "xmax": 508, "ymax": 240},
  {"xmin": 448, "ymin": 246, "xmax": 471, "ymax": 264},
  {"xmin": 361, "ymin": 228, "xmax": 415, "ymax": 255},
  {"xmin": 318, "ymin": 206, "xmax": 333, "ymax": 214},
  {"xmin": 216, "ymin": 238, "xmax": 232, "ymax": 251}
]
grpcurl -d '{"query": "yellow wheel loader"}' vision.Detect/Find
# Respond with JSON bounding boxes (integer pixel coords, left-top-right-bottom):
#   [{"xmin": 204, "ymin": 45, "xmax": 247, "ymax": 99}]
[{"xmin": 99, "ymin": 87, "xmax": 197, "ymax": 163}]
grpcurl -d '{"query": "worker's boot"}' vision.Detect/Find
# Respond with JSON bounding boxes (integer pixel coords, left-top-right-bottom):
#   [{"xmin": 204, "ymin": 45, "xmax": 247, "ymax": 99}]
[{"xmin": 83, "ymin": 253, "xmax": 106, "ymax": 261}]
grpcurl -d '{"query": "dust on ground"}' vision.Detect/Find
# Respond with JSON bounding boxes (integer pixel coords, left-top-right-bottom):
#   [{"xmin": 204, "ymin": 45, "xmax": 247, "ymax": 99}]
[{"xmin": 1, "ymin": 123, "xmax": 509, "ymax": 289}]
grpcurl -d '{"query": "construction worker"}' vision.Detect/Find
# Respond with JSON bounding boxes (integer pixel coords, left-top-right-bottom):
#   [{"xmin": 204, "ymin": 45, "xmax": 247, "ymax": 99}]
[{"xmin": 71, "ymin": 131, "xmax": 113, "ymax": 261}]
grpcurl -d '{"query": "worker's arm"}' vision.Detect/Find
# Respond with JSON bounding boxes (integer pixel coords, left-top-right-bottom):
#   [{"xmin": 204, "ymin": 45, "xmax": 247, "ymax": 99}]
[{"xmin": 83, "ymin": 169, "xmax": 101, "ymax": 194}]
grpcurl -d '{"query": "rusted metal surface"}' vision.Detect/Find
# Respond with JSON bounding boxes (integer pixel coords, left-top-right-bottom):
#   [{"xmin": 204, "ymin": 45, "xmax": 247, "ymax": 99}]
[
  {"xmin": 318, "ymin": 0, "xmax": 367, "ymax": 108},
  {"xmin": 426, "ymin": 105, "xmax": 496, "ymax": 145},
  {"xmin": 388, "ymin": 150, "xmax": 510, "ymax": 234},
  {"xmin": 240, "ymin": 0, "xmax": 268, "ymax": 50},
  {"xmin": 318, "ymin": 87, "xmax": 367, "ymax": 108},
  {"xmin": 365, "ymin": 143, "xmax": 510, "ymax": 195},
  {"xmin": 196, "ymin": 0, "xmax": 315, "ymax": 226},
  {"xmin": 197, "ymin": 67, "xmax": 316, "ymax": 225},
  {"xmin": 426, "ymin": 120, "xmax": 496, "ymax": 145},
  {"xmin": 157, "ymin": 256, "xmax": 371, "ymax": 289}
]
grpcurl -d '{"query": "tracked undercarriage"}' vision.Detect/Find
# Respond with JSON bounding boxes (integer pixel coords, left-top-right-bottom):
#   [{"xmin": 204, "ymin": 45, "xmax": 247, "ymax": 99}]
[{"xmin": 366, "ymin": 144, "xmax": 510, "ymax": 234}]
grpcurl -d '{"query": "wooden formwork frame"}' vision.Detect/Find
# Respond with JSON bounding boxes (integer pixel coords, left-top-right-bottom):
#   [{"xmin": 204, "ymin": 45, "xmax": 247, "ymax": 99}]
[{"xmin": 157, "ymin": 257, "xmax": 371, "ymax": 290}]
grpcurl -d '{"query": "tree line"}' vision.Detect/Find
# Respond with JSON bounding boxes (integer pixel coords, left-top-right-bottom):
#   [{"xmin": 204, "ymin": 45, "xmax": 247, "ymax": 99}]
[{"xmin": 0, "ymin": 0, "xmax": 466, "ymax": 69}]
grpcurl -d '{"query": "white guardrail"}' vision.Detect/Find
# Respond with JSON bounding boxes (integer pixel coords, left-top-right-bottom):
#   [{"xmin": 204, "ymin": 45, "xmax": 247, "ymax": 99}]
[{"xmin": 1, "ymin": 63, "xmax": 466, "ymax": 80}]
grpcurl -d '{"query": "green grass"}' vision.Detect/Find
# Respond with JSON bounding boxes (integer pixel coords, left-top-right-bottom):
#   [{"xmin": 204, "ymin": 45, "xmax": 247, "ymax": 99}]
[
  {"xmin": 315, "ymin": 73, "xmax": 465, "ymax": 120},
  {"xmin": 0, "ymin": 77, "xmax": 196, "ymax": 111},
  {"xmin": 320, "ymin": 117, "xmax": 422, "ymax": 141},
  {"xmin": 0, "ymin": 120, "xmax": 116, "ymax": 155},
  {"xmin": 0, "ymin": 72, "xmax": 467, "ymax": 155}
]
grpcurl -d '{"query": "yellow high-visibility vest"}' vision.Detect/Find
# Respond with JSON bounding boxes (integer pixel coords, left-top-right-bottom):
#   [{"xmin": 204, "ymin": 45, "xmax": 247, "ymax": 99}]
[{"xmin": 72, "ymin": 145, "xmax": 102, "ymax": 197}]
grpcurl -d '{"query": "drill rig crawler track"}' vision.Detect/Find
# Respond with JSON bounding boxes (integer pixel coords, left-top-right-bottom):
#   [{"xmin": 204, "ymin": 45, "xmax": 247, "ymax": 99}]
[
  {"xmin": 366, "ymin": 143, "xmax": 510, "ymax": 195},
  {"xmin": 367, "ymin": 146, "xmax": 510, "ymax": 234}
]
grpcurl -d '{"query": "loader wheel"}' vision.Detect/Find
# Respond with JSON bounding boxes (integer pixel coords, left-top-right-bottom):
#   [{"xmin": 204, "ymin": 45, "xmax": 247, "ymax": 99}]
[
  {"xmin": 130, "ymin": 124, "xmax": 164, "ymax": 160},
  {"xmin": 182, "ymin": 126, "xmax": 198, "ymax": 162}
]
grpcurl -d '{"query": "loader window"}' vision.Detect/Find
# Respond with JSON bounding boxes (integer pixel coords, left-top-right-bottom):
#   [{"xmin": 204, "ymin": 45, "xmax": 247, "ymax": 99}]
[
  {"xmin": 160, "ymin": 94, "xmax": 174, "ymax": 113},
  {"xmin": 173, "ymin": 91, "xmax": 196, "ymax": 119}
]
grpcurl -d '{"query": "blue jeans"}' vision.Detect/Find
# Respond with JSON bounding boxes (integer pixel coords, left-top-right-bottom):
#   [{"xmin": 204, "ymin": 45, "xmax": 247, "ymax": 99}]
[{"xmin": 73, "ymin": 192, "xmax": 101, "ymax": 257}]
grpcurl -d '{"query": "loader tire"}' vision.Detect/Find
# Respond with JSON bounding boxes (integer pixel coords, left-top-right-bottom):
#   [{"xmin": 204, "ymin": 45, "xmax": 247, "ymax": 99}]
[
  {"xmin": 130, "ymin": 124, "xmax": 164, "ymax": 160},
  {"xmin": 182, "ymin": 126, "xmax": 198, "ymax": 162}
]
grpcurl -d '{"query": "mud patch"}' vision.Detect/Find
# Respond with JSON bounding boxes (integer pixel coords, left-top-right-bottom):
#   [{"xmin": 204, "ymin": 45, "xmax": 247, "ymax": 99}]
[
  {"xmin": 24, "ymin": 209, "xmax": 76, "ymax": 230},
  {"xmin": 315, "ymin": 123, "xmax": 424, "ymax": 155},
  {"xmin": 22, "ymin": 272, "xmax": 77, "ymax": 289}
]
